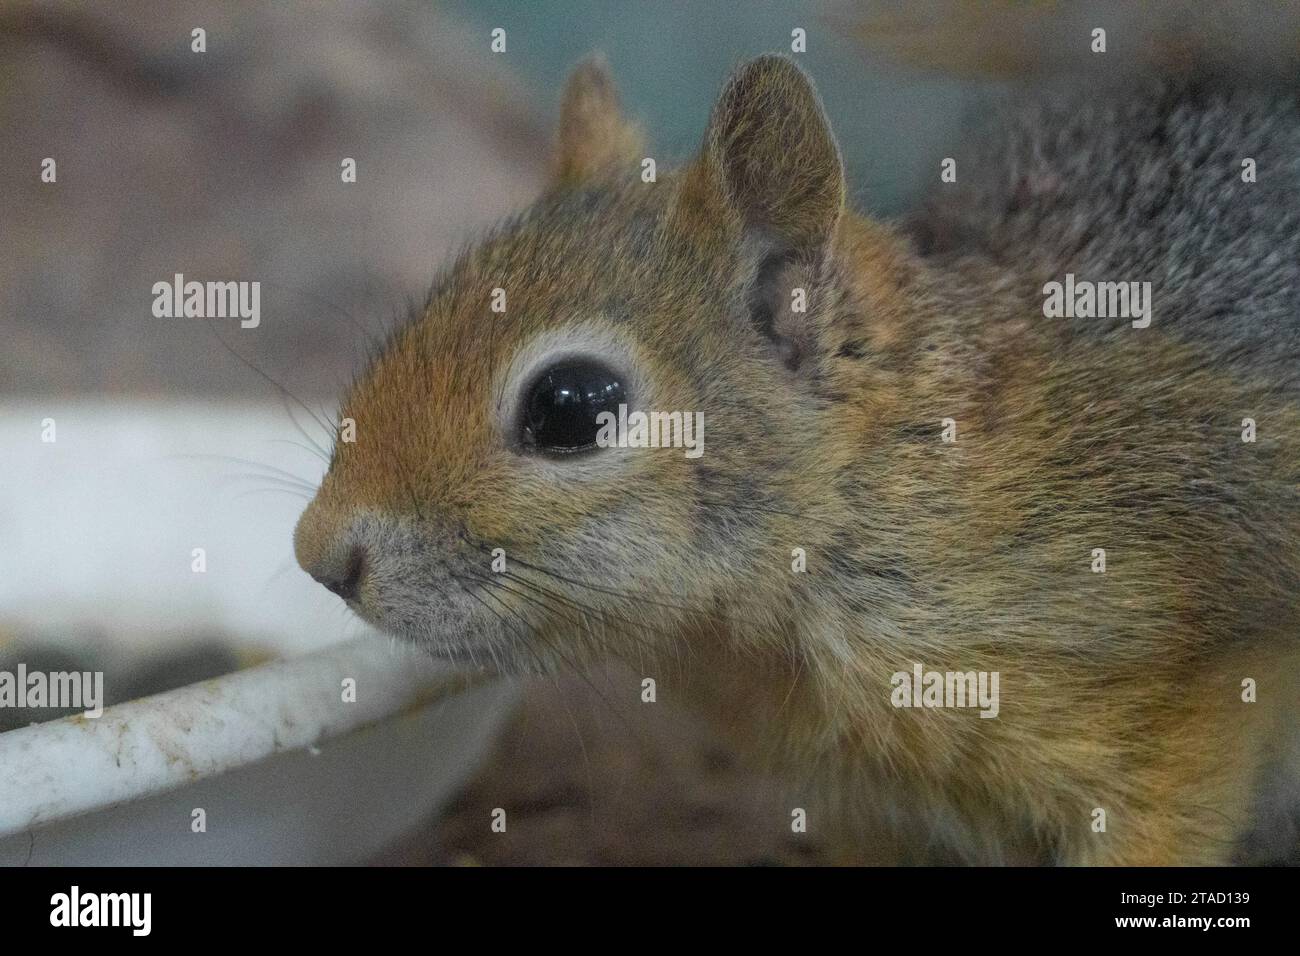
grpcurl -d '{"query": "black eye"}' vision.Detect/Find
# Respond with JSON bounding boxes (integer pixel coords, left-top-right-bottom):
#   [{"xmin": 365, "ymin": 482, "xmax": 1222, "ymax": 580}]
[{"xmin": 521, "ymin": 361, "xmax": 626, "ymax": 454}]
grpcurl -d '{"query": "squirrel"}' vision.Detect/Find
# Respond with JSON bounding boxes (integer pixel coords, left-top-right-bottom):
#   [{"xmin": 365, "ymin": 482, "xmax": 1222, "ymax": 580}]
[{"xmin": 294, "ymin": 28, "xmax": 1300, "ymax": 864}]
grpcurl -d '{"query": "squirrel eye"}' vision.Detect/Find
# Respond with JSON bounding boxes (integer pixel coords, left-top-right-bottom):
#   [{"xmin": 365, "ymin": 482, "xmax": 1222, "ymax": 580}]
[{"xmin": 521, "ymin": 361, "xmax": 626, "ymax": 454}]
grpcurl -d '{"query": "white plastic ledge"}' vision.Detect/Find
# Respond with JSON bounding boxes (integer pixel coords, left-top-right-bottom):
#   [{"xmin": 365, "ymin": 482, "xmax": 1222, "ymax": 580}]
[{"xmin": 0, "ymin": 639, "xmax": 477, "ymax": 839}]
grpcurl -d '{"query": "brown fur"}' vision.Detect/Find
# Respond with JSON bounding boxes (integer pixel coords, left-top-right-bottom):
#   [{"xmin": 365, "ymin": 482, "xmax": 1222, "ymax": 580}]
[{"xmin": 296, "ymin": 54, "xmax": 1300, "ymax": 864}]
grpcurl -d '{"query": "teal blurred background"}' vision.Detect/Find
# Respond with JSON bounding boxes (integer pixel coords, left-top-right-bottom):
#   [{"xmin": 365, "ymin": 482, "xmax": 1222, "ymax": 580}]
[{"xmin": 444, "ymin": 0, "xmax": 979, "ymax": 217}]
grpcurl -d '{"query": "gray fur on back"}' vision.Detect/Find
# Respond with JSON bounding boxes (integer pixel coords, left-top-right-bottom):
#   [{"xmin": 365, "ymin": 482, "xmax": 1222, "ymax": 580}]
[{"xmin": 913, "ymin": 81, "xmax": 1300, "ymax": 392}]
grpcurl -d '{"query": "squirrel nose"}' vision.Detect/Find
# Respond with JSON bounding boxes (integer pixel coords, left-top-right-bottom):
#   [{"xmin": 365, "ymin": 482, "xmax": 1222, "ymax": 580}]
[{"xmin": 311, "ymin": 545, "xmax": 366, "ymax": 602}]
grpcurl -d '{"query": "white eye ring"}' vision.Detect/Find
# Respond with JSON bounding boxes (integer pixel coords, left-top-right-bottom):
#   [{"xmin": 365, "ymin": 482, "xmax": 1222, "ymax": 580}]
[{"xmin": 494, "ymin": 323, "xmax": 647, "ymax": 449}]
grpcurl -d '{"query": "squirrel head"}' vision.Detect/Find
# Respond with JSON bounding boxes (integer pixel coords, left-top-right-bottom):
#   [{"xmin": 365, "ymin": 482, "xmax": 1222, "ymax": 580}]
[{"xmin": 295, "ymin": 54, "xmax": 909, "ymax": 669}]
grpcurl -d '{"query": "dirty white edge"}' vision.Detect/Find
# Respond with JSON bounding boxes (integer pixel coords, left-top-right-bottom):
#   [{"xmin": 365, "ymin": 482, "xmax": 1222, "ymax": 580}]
[{"xmin": 0, "ymin": 638, "xmax": 484, "ymax": 839}]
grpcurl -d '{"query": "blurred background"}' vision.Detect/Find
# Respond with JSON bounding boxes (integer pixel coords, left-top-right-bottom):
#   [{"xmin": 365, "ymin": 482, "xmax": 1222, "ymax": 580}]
[{"xmin": 0, "ymin": 0, "xmax": 979, "ymax": 864}]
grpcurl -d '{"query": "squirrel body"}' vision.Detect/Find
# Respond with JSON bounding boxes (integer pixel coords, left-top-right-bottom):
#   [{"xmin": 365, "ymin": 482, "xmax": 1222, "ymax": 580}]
[{"xmin": 296, "ymin": 49, "xmax": 1300, "ymax": 864}]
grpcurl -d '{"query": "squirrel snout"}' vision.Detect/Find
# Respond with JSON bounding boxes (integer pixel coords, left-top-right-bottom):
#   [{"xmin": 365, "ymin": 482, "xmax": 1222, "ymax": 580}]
[
  {"xmin": 295, "ymin": 501, "xmax": 367, "ymax": 603},
  {"xmin": 307, "ymin": 545, "xmax": 366, "ymax": 602}
]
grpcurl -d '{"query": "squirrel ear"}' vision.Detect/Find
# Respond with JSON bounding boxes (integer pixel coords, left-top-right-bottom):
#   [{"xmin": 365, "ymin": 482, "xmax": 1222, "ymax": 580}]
[
  {"xmin": 688, "ymin": 55, "xmax": 844, "ymax": 256},
  {"xmin": 551, "ymin": 54, "xmax": 644, "ymax": 187}
]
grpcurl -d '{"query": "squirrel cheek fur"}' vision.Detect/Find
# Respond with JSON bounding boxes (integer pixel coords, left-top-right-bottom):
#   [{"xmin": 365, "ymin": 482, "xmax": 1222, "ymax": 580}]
[{"xmin": 297, "ymin": 53, "xmax": 1300, "ymax": 864}]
